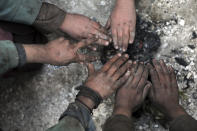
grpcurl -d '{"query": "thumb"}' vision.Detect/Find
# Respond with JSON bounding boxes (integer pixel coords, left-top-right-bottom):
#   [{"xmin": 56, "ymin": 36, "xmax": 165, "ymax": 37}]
[
  {"xmin": 75, "ymin": 38, "xmax": 98, "ymax": 50},
  {"xmin": 143, "ymin": 82, "xmax": 152, "ymax": 100}
]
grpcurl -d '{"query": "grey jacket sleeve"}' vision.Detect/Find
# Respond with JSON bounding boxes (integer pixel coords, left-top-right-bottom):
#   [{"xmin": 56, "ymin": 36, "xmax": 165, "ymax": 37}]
[
  {"xmin": 0, "ymin": 0, "xmax": 42, "ymax": 25},
  {"xmin": 0, "ymin": 40, "xmax": 19, "ymax": 75},
  {"xmin": 47, "ymin": 116, "xmax": 85, "ymax": 131},
  {"xmin": 0, "ymin": 40, "xmax": 26, "ymax": 75},
  {"xmin": 169, "ymin": 114, "xmax": 197, "ymax": 131},
  {"xmin": 47, "ymin": 101, "xmax": 96, "ymax": 131}
]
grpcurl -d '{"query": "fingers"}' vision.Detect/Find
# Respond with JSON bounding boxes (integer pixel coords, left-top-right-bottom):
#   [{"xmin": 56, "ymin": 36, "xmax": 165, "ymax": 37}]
[
  {"xmin": 113, "ymin": 69, "xmax": 131, "ymax": 90},
  {"xmin": 160, "ymin": 60, "xmax": 171, "ymax": 86},
  {"xmin": 131, "ymin": 61, "xmax": 138, "ymax": 74},
  {"xmin": 152, "ymin": 59, "xmax": 165, "ymax": 83},
  {"xmin": 77, "ymin": 54, "xmax": 99, "ymax": 62},
  {"xmin": 112, "ymin": 29, "xmax": 118, "ymax": 49},
  {"xmin": 117, "ymin": 27, "xmax": 123, "ymax": 51},
  {"xmin": 87, "ymin": 63, "xmax": 95, "ymax": 76},
  {"xmin": 142, "ymin": 82, "xmax": 152, "ymax": 100},
  {"xmin": 95, "ymin": 39, "xmax": 109, "ymax": 46},
  {"xmin": 101, "ymin": 53, "xmax": 121, "ymax": 72},
  {"xmin": 106, "ymin": 54, "xmax": 129, "ymax": 76},
  {"xmin": 148, "ymin": 63, "xmax": 160, "ymax": 88},
  {"xmin": 123, "ymin": 62, "xmax": 138, "ymax": 88},
  {"xmin": 130, "ymin": 63, "xmax": 144, "ymax": 88},
  {"xmin": 129, "ymin": 29, "xmax": 135, "ymax": 44},
  {"xmin": 90, "ymin": 22, "xmax": 110, "ymax": 40},
  {"xmin": 92, "ymin": 29, "xmax": 110, "ymax": 41},
  {"xmin": 169, "ymin": 66, "xmax": 178, "ymax": 90},
  {"xmin": 75, "ymin": 38, "xmax": 97, "ymax": 50},
  {"xmin": 122, "ymin": 27, "xmax": 130, "ymax": 52},
  {"xmin": 112, "ymin": 60, "xmax": 132, "ymax": 81},
  {"xmin": 88, "ymin": 21, "xmax": 111, "ymax": 45},
  {"xmin": 137, "ymin": 67, "xmax": 149, "ymax": 93}
]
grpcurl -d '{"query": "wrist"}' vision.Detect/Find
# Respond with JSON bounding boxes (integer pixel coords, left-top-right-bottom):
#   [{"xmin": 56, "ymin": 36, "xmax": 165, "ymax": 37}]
[
  {"xmin": 23, "ymin": 44, "xmax": 48, "ymax": 63},
  {"xmin": 76, "ymin": 85, "xmax": 103, "ymax": 109},
  {"xmin": 77, "ymin": 96, "xmax": 95, "ymax": 111},
  {"xmin": 116, "ymin": 0, "xmax": 135, "ymax": 5},
  {"xmin": 167, "ymin": 105, "xmax": 187, "ymax": 121},
  {"xmin": 113, "ymin": 105, "xmax": 132, "ymax": 118},
  {"xmin": 60, "ymin": 13, "xmax": 72, "ymax": 33},
  {"xmin": 85, "ymin": 83, "xmax": 104, "ymax": 99}
]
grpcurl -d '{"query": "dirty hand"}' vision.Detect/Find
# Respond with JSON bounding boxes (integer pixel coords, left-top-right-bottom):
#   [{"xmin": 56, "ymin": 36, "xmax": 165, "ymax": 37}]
[
  {"xmin": 148, "ymin": 60, "xmax": 187, "ymax": 121},
  {"xmin": 106, "ymin": 0, "xmax": 136, "ymax": 52},
  {"xmin": 113, "ymin": 62, "xmax": 151, "ymax": 117},
  {"xmin": 60, "ymin": 13, "xmax": 111, "ymax": 46},
  {"xmin": 85, "ymin": 53, "xmax": 133, "ymax": 99},
  {"xmin": 45, "ymin": 37, "xmax": 99, "ymax": 65}
]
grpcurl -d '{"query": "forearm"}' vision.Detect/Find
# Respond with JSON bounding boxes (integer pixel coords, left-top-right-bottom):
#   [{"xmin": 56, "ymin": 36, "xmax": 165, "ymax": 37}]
[
  {"xmin": 169, "ymin": 114, "xmax": 197, "ymax": 131},
  {"xmin": 103, "ymin": 106, "xmax": 134, "ymax": 131}
]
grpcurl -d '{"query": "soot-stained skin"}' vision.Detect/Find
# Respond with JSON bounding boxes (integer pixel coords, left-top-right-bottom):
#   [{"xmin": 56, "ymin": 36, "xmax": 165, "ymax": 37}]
[{"xmin": 101, "ymin": 15, "xmax": 161, "ymax": 64}]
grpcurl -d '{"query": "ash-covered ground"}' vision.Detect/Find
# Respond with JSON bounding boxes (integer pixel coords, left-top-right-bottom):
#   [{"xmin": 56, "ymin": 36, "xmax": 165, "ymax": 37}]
[{"xmin": 0, "ymin": 0, "xmax": 197, "ymax": 131}]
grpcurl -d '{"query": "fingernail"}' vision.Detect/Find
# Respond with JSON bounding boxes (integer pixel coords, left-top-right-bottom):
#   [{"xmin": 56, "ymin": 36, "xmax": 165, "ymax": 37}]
[
  {"xmin": 134, "ymin": 61, "xmax": 137, "ymax": 64},
  {"xmin": 115, "ymin": 46, "xmax": 118, "ymax": 49},
  {"xmin": 128, "ymin": 60, "xmax": 132, "ymax": 63},
  {"xmin": 124, "ymin": 54, "xmax": 129, "ymax": 58},
  {"xmin": 126, "ymin": 70, "xmax": 130, "ymax": 76},
  {"xmin": 105, "ymin": 41, "xmax": 109, "ymax": 46},
  {"xmin": 118, "ymin": 53, "xmax": 122, "ymax": 56},
  {"xmin": 147, "ymin": 84, "xmax": 151, "ymax": 88},
  {"xmin": 123, "ymin": 48, "xmax": 126, "ymax": 52}
]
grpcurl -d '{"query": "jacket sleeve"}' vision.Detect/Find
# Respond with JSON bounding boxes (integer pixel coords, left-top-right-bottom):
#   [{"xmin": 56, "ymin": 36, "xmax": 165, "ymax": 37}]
[
  {"xmin": 47, "ymin": 101, "xmax": 96, "ymax": 131},
  {"xmin": 169, "ymin": 114, "xmax": 197, "ymax": 131},
  {"xmin": 47, "ymin": 116, "xmax": 85, "ymax": 131},
  {"xmin": 103, "ymin": 115, "xmax": 134, "ymax": 131},
  {"xmin": 0, "ymin": 0, "xmax": 42, "ymax": 25},
  {"xmin": 0, "ymin": 40, "xmax": 19, "ymax": 75},
  {"xmin": 0, "ymin": 40, "xmax": 26, "ymax": 75}
]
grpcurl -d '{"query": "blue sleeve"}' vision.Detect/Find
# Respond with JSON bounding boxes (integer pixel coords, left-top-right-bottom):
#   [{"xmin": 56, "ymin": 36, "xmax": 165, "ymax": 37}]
[{"xmin": 0, "ymin": 0, "xmax": 42, "ymax": 25}]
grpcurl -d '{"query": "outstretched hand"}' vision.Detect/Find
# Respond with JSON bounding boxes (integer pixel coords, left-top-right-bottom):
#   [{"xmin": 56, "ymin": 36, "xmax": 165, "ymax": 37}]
[
  {"xmin": 85, "ymin": 53, "xmax": 133, "ymax": 99},
  {"xmin": 60, "ymin": 13, "xmax": 111, "ymax": 46},
  {"xmin": 113, "ymin": 62, "xmax": 151, "ymax": 117},
  {"xmin": 44, "ymin": 37, "xmax": 99, "ymax": 65},
  {"xmin": 106, "ymin": 0, "xmax": 136, "ymax": 52},
  {"xmin": 148, "ymin": 60, "xmax": 187, "ymax": 121}
]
